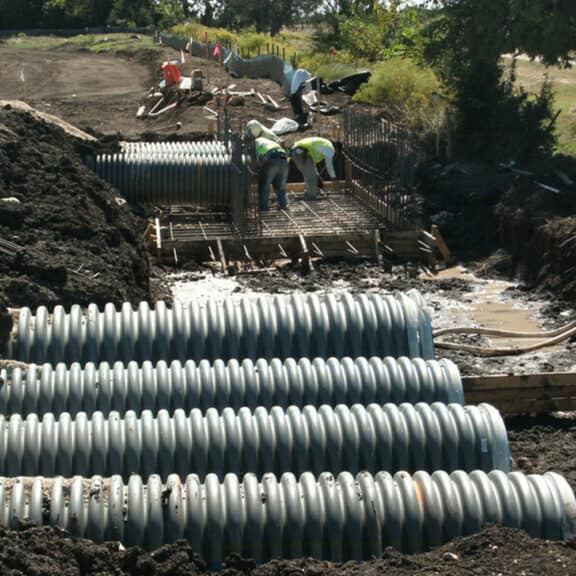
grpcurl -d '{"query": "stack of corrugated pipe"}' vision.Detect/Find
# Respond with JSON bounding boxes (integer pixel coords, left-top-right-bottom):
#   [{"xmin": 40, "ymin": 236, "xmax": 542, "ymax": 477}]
[
  {"xmin": 1, "ymin": 291, "xmax": 575, "ymax": 568},
  {"xmin": 86, "ymin": 141, "xmax": 247, "ymax": 205}
]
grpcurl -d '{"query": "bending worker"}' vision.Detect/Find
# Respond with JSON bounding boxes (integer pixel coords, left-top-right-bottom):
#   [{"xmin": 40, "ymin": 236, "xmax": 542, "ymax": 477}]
[
  {"xmin": 290, "ymin": 137, "xmax": 337, "ymax": 200},
  {"xmin": 255, "ymin": 137, "xmax": 289, "ymax": 211}
]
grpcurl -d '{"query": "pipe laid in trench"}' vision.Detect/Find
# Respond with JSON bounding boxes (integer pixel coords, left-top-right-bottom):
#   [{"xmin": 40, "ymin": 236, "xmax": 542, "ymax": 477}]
[
  {"xmin": 0, "ymin": 403, "xmax": 510, "ymax": 480},
  {"xmin": 1, "ymin": 470, "xmax": 573, "ymax": 565},
  {"xmin": 0, "ymin": 357, "xmax": 463, "ymax": 418},
  {"xmin": 4, "ymin": 292, "xmax": 434, "ymax": 365}
]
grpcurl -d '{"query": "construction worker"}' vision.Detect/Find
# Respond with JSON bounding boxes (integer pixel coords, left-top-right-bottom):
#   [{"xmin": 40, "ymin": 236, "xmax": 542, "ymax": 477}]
[
  {"xmin": 288, "ymin": 69, "xmax": 314, "ymax": 127},
  {"xmin": 255, "ymin": 137, "xmax": 289, "ymax": 211},
  {"xmin": 290, "ymin": 137, "xmax": 337, "ymax": 200},
  {"xmin": 245, "ymin": 120, "xmax": 281, "ymax": 143}
]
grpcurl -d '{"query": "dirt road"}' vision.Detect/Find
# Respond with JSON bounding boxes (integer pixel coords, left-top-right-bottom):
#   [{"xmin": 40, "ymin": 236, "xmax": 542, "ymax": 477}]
[{"xmin": 0, "ymin": 43, "xmax": 347, "ymax": 140}]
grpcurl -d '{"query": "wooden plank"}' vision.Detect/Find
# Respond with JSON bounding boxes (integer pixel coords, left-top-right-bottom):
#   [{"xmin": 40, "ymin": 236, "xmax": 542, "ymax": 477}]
[
  {"xmin": 462, "ymin": 372, "xmax": 576, "ymax": 392},
  {"xmin": 154, "ymin": 218, "xmax": 162, "ymax": 252},
  {"xmin": 492, "ymin": 398, "xmax": 576, "ymax": 416},
  {"xmin": 299, "ymin": 234, "xmax": 313, "ymax": 273},
  {"xmin": 374, "ymin": 229, "xmax": 382, "ymax": 265},
  {"xmin": 159, "ymin": 232, "xmax": 377, "ymax": 263},
  {"xmin": 431, "ymin": 224, "xmax": 454, "ymax": 264},
  {"xmin": 216, "ymin": 238, "xmax": 227, "ymax": 274},
  {"xmin": 465, "ymin": 386, "xmax": 576, "ymax": 403},
  {"xmin": 286, "ymin": 181, "xmax": 343, "ymax": 193}
]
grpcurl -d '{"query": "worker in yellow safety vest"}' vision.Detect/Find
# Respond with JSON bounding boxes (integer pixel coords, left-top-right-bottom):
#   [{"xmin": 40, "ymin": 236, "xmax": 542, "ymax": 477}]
[
  {"xmin": 255, "ymin": 137, "xmax": 289, "ymax": 211},
  {"xmin": 290, "ymin": 137, "xmax": 337, "ymax": 200}
]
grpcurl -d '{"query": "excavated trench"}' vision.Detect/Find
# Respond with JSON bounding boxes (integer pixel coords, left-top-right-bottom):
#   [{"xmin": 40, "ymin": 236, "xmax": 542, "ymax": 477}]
[{"xmin": 1, "ymin": 107, "xmax": 576, "ymax": 573}]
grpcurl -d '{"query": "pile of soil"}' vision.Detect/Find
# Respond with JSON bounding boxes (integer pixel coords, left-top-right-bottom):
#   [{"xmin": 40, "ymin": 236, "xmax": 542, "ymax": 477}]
[
  {"xmin": 421, "ymin": 161, "xmax": 513, "ymax": 261},
  {"xmin": 0, "ymin": 106, "xmax": 150, "ymax": 310},
  {"xmin": 507, "ymin": 414, "xmax": 576, "ymax": 493},
  {"xmin": 0, "ymin": 522, "xmax": 574, "ymax": 576},
  {"xmin": 423, "ymin": 160, "xmax": 576, "ymax": 305},
  {"xmin": 494, "ymin": 175, "xmax": 576, "ymax": 304}
]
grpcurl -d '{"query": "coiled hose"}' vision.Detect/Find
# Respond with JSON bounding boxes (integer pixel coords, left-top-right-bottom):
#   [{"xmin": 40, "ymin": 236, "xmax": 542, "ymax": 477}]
[
  {"xmin": 0, "ymin": 403, "xmax": 509, "ymax": 480},
  {"xmin": 5, "ymin": 292, "xmax": 434, "ymax": 364},
  {"xmin": 0, "ymin": 357, "xmax": 463, "ymax": 418},
  {"xmin": 1, "ymin": 470, "xmax": 573, "ymax": 565}
]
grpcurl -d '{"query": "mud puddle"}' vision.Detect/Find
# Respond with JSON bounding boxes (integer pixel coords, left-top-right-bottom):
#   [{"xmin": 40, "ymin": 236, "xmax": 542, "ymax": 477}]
[
  {"xmin": 422, "ymin": 266, "xmax": 558, "ymax": 346},
  {"xmin": 420, "ymin": 266, "xmax": 575, "ymax": 375},
  {"xmin": 167, "ymin": 264, "xmax": 576, "ymax": 377}
]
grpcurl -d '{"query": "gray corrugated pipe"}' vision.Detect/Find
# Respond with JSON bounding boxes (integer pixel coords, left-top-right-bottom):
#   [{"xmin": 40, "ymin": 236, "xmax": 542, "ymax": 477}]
[
  {"xmin": 1, "ymin": 470, "xmax": 574, "ymax": 566},
  {"xmin": 120, "ymin": 142, "xmax": 230, "ymax": 155},
  {"xmin": 89, "ymin": 152, "xmax": 240, "ymax": 205},
  {"xmin": 5, "ymin": 292, "xmax": 434, "ymax": 364},
  {"xmin": 0, "ymin": 357, "xmax": 463, "ymax": 418},
  {"xmin": 0, "ymin": 403, "xmax": 510, "ymax": 480}
]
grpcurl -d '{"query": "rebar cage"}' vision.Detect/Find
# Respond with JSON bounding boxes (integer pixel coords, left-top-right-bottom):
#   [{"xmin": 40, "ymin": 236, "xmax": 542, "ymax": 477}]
[{"xmin": 341, "ymin": 108, "xmax": 420, "ymax": 231}]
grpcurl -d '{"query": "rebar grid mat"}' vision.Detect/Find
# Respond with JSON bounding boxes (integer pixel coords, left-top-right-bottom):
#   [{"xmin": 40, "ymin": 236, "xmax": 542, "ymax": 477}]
[{"xmin": 160, "ymin": 190, "xmax": 382, "ymax": 243}]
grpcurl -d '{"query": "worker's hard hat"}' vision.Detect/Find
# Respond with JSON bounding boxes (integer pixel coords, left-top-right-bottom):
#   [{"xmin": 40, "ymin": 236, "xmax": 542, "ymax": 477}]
[{"xmin": 245, "ymin": 120, "xmax": 263, "ymax": 137}]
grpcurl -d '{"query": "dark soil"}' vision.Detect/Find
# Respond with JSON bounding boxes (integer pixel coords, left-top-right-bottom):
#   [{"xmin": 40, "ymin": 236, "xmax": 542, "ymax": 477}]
[
  {"xmin": 0, "ymin": 106, "xmax": 150, "ymax": 310},
  {"xmin": 423, "ymin": 161, "xmax": 576, "ymax": 306},
  {"xmin": 507, "ymin": 414, "xmax": 576, "ymax": 494},
  {"xmin": 494, "ymin": 176, "xmax": 576, "ymax": 305},
  {"xmin": 0, "ymin": 523, "xmax": 574, "ymax": 576},
  {"xmin": 232, "ymin": 259, "xmax": 473, "ymax": 296}
]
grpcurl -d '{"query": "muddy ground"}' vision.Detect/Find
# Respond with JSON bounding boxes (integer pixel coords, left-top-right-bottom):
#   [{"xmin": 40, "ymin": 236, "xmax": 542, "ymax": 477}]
[
  {"xmin": 0, "ymin": 42, "xmax": 349, "ymax": 144},
  {"xmin": 0, "ymin": 35, "xmax": 576, "ymax": 574}
]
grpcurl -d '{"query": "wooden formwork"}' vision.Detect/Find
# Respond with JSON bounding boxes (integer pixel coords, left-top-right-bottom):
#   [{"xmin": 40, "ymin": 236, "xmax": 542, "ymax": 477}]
[
  {"xmin": 148, "ymin": 181, "xmax": 441, "ymax": 268},
  {"xmin": 462, "ymin": 372, "xmax": 576, "ymax": 415}
]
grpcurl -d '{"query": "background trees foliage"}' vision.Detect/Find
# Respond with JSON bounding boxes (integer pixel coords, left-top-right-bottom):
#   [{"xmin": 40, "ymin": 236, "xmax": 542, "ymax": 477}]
[
  {"xmin": 424, "ymin": 0, "xmax": 575, "ymax": 159},
  {"xmin": 1, "ymin": 0, "xmax": 575, "ymax": 160}
]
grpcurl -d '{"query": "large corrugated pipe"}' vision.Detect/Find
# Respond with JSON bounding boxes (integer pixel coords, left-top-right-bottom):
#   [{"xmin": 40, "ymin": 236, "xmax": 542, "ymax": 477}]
[
  {"xmin": 0, "ymin": 357, "xmax": 463, "ymax": 418},
  {"xmin": 120, "ymin": 141, "xmax": 230, "ymax": 156},
  {"xmin": 4, "ymin": 292, "xmax": 434, "ymax": 364},
  {"xmin": 89, "ymin": 152, "xmax": 240, "ymax": 205},
  {"xmin": 0, "ymin": 403, "xmax": 509, "ymax": 480},
  {"xmin": 1, "ymin": 470, "xmax": 573, "ymax": 565}
]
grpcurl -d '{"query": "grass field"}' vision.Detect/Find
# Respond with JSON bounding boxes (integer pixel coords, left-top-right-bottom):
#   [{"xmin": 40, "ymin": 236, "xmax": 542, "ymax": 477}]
[
  {"xmin": 505, "ymin": 56, "xmax": 576, "ymax": 156},
  {"xmin": 3, "ymin": 33, "xmax": 154, "ymax": 53}
]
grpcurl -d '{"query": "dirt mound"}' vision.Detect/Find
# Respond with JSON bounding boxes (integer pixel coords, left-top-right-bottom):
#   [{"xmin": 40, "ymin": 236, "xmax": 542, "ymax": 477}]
[
  {"xmin": 422, "ymin": 162, "xmax": 513, "ymax": 260},
  {"xmin": 494, "ymin": 176, "xmax": 576, "ymax": 303},
  {"xmin": 0, "ymin": 106, "xmax": 150, "ymax": 310},
  {"xmin": 423, "ymin": 161, "xmax": 576, "ymax": 305},
  {"xmin": 507, "ymin": 413, "xmax": 576, "ymax": 493},
  {"xmin": 0, "ymin": 523, "xmax": 574, "ymax": 575}
]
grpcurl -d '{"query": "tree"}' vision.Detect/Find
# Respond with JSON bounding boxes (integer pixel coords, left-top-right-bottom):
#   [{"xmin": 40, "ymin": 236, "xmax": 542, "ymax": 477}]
[
  {"xmin": 0, "ymin": 0, "xmax": 44, "ymax": 28},
  {"xmin": 217, "ymin": 0, "xmax": 314, "ymax": 35},
  {"xmin": 108, "ymin": 0, "xmax": 155, "ymax": 25},
  {"xmin": 424, "ymin": 0, "xmax": 576, "ymax": 159}
]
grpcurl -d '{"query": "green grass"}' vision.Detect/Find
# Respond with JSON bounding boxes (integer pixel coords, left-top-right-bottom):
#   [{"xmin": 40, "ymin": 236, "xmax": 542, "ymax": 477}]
[
  {"xmin": 504, "ymin": 56, "xmax": 576, "ymax": 156},
  {"xmin": 4, "ymin": 33, "xmax": 154, "ymax": 53}
]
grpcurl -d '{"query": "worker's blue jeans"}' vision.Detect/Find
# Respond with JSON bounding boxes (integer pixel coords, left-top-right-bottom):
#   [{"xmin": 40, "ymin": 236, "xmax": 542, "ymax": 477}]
[{"xmin": 259, "ymin": 153, "xmax": 289, "ymax": 210}]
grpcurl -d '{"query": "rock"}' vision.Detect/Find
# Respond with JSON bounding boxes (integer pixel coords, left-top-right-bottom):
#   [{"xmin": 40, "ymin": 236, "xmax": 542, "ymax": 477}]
[
  {"xmin": 227, "ymin": 95, "xmax": 245, "ymax": 106},
  {"xmin": 442, "ymin": 552, "xmax": 459, "ymax": 561}
]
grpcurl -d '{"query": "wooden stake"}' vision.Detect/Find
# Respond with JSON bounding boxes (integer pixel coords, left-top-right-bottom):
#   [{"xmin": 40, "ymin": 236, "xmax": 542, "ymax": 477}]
[{"xmin": 216, "ymin": 238, "xmax": 227, "ymax": 274}]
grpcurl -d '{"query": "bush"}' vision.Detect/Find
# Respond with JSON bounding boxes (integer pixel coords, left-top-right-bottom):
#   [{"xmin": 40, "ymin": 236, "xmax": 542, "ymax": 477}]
[
  {"xmin": 170, "ymin": 22, "xmax": 238, "ymax": 47},
  {"xmin": 353, "ymin": 58, "xmax": 440, "ymax": 127},
  {"xmin": 298, "ymin": 51, "xmax": 367, "ymax": 81}
]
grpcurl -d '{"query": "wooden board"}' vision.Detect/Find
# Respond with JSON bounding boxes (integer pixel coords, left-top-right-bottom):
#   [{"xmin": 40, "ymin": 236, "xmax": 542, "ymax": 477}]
[{"xmin": 462, "ymin": 372, "xmax": 576, "ymax": 415}]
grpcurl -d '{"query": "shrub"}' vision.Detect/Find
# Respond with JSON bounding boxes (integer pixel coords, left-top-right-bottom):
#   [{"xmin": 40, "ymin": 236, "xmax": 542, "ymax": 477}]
[
  {"xmin": 298, "ymin": 51, "xmax": 367, "ymax": 81},
  {"xmin": 170, "ymin": 22, "xmax": 238, "ymax": 47},
  {"xmin": 353, "ymin": 57, "xmax": 440, "ymax": 127}
]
